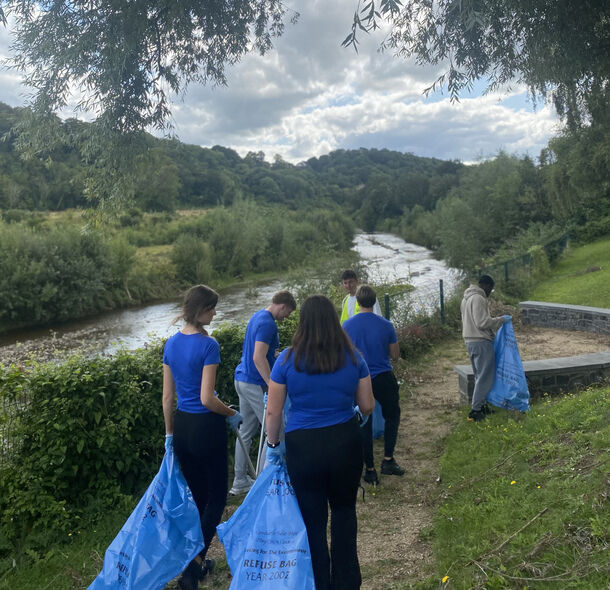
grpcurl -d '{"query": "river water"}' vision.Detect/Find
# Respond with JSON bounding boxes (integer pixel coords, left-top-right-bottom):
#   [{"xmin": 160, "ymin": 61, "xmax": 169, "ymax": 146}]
[{"xmin": 0, "ymin": 233, "xmax": 461, "ymax": 364}]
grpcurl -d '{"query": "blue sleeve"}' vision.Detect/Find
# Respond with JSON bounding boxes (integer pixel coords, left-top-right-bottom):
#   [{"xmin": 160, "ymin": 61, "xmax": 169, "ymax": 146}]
[
  {"xmin": 203, "ymin": 338, "xmax": 221, "ymax": 366},
  {"xmin": 255, "ymin": 317, "xmax": 277, "ymax": 345},
  {"xmin": 356, "ymin": 351, "xmax": 370, "ymax": 378},
  {"xmin": 389, "ymin": 323, "xmax": 398, "ymax": 344},
  {"xmin": 270, "ymin": 349, "xmax": 290, "ymax": 384},
  {"xmin": 162, "ymin": 340, "xmax": 170, "ymax": 365}
]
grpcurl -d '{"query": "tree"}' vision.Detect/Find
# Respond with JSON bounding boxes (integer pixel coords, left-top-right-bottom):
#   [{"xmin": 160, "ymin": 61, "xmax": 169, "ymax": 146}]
[
  {"xmin": 344, "ymin": 0, "xmax": 610, "ymax": 127},
  {"xmin": 0, "ymin": 1, "xmax": 295, "ymax": 133}
]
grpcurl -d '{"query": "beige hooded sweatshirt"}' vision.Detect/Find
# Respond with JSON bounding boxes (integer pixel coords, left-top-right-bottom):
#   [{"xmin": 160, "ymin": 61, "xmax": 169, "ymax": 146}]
[{"xmin": 461, "ymin": 285, "xmax": 503, "ymax": 342}]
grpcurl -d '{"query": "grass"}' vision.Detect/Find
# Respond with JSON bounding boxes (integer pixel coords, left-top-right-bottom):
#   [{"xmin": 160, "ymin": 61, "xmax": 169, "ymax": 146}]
[
  {"xmin": 530, "ymin": 238, "xmax": 610, "ymax": 308},
  {"xmin": 409, "ymin": 386, "xmax": 610, "ymax": 589}
]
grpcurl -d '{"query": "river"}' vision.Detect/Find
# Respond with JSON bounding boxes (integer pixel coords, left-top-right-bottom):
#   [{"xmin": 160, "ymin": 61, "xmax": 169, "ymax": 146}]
[{"xmin": 0, "ymin": 233, "xmax": 461, "ymax": 365}]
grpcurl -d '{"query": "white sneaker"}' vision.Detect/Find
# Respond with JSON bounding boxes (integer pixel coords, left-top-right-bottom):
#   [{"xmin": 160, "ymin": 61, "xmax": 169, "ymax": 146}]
[{"xmin": 229, "ymin": 476, "xmax": 254, "ymax": 496}]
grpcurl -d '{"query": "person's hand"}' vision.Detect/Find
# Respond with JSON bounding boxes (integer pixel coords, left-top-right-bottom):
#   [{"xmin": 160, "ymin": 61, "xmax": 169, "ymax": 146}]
[
  {"xmin": 165, "ymin": 433, "xmax": 173, "ymax": 451},
  {"xmin": 266, "ymin": 441, "xmax": 286, "ymax": 466},
  {"xmin": 227, "ymin": 411, "xmax": 243, "ymax": 432},
  {"xmin": 503, "ymin": 315, "xmax": 512, "ymax": 323},
  {"xmin": 355, "ymin": 405, "xmax": 369, "ymax": 427}
]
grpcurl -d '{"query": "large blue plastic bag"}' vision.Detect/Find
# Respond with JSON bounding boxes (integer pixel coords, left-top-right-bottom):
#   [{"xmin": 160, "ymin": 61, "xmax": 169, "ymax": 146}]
[
  {"xmin": 89, "ymin": 438, "xmax": 204, "ymax": 589},
  {"xmin": 372, "ymin": 404, "xmax": 384, "ymax": 439},
  {"xmin": 487, "ymin": 320, "xmax": 530, "ymax": 412},
  {"xmin": 217, "ymin": 463, "xmax": 315, "ymax": 590}
]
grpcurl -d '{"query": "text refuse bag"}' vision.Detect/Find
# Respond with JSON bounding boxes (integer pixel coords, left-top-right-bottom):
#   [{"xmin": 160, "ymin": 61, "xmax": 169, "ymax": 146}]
[
  {"xmin": 217, "ymin": 463, "xmax": 315, "ymax": 590},
  {"xmin": 89, "ymin": 438, "xmax": 204, "ymax": 590},
  {"xmin": 487, "ymin": 320, "xmax": 530, "ymax": 412}
]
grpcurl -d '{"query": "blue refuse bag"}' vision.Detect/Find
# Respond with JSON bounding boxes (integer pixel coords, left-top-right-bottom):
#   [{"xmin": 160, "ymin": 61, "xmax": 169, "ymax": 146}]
[
  {"xmin": 487, "ymin": 319, "xmax": 530, "ymax": 412},
  {"xmin": 371, "ymin": 404, "xmax": 385, "ymax": 439},
  {"xmin": 89, "ymin": 437, "xmax": 204, "ymax": 590},
  {"xmin": 217, "ymin": 463, "xmax": 315, "ymax": 590}
]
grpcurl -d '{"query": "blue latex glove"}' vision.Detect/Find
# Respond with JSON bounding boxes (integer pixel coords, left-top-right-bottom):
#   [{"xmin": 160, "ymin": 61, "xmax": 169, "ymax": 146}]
[
  {"xmin": 227, "ymin": 410, "xmax": 243, "ymax": 432},
  {"xmin": 164, "ymin": 434, "xmax": 173, "ymax": 451},
  {"xmin": 266, "ymin": 441, "xmax": 286, "ymax": 466},
  {"xmin": 503, "ymin": 315, "xmax": 512, "ymax": 323},
  {"xmin": 354, "ymin": 405, "xmax": 369, "ymax": 427}
]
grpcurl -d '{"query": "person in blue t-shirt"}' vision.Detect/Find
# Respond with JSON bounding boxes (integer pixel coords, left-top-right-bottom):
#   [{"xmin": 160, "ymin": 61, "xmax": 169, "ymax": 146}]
[
  {"xmin": 343, "ymin": 285, "xmax": 405, "ymax": 485},
  {"xmin": 162, "ymin": 285, "xmax": 243, "ymax": 590},
  {"xmin": 266, "ymin": 295, "xmax": 374, "ymax": 590},
  {"xmin": 229, "ymin": 290, "xmax": 296, "ymax": 495}
]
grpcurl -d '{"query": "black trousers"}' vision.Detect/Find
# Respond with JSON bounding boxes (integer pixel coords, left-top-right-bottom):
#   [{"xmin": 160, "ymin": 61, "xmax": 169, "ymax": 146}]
[
  {"xmin": 361, "ymin": 371, "xmax": 401, "ymax": 469},
  {"xmin": 173, "ymin": 410, "xmax": 228, "ymax": 559},
  {"xmin": 286, "ymin": 416, "xmax": 363, "ymax": 590}
]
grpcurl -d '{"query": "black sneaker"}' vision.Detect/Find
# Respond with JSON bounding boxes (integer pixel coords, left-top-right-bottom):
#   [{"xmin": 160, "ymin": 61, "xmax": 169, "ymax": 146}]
[
  {"xmin": 481, "ymin": 403, "xmax": 494, "ymax": 415},
  {"xmin": 363, "ymin": 468, "xmax": 379, "ymax": 485},
  {"xmin": 467, "ymin": 409, "xmax": 486, "ymax": 422},
  {"xmin": 199, "ymin": 559, "xmax": 215, "ymax": 580},
  {"xmin": 178, "ymin": 560, "xmax": 201, "ymax": 590},
  {"xmin": 381, "ymin": 458, "xmax": 405, "ymax": 476}
]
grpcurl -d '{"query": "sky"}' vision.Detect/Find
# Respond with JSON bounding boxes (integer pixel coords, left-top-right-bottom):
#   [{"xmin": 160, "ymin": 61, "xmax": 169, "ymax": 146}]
[{"xmin": 0, "ymin": 1, "xmax": 562, "ymax": 165}]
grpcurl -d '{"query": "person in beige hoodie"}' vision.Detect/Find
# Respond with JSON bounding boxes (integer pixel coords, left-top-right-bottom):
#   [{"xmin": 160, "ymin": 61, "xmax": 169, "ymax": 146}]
[{"xmin": 460, "ymin": 275, "xmax": 509, "ymax": 421}]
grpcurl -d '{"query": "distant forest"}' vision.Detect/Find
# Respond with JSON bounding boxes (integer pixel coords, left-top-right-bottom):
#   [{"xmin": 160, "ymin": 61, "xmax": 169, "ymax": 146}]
[{"xmin": 1, "ymin": 99, "xmax": 609, "ymax": 273}]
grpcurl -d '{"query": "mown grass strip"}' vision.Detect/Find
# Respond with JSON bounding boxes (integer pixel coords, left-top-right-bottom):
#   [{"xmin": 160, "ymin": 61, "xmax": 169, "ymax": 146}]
[{"xmin": 421, "ymin": 386, "xmax": 610, "ymax": 589}]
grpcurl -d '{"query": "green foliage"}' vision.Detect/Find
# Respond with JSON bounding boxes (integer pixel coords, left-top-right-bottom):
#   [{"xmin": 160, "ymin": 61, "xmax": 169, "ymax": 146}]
[
  {"xmin": 0, "ymin": 345, "xmax": 165, "ymax": 560},
  {"xmin": 171, "ymin": 234, "xmax": 214, "ymax": 285},
  {"xmin": 1, "ymin": 2, "xmax": 292, "ymax": 133},
  {"xmin": 348, "ymin": 1, "xmax": 610, "ymax": 127},
  {"xmin": 429, "ymin": 386, "xmax": 610, "ymax": 588}
]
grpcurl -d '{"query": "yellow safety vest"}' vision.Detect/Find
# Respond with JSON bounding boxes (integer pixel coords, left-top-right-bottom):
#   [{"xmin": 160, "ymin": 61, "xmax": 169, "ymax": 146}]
[{"xmin": 340, "ymin": 295, "xmax": 360, "ymax": 325}]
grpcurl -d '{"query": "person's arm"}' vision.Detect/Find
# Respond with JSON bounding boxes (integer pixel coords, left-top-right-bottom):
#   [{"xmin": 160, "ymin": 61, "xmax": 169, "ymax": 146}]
[
  {"xmin": 253, "ymin": 340, "xmax": 271, "ymax": 386},
  {"xmin": 266, "ymin": 379, "xmax": 287, "ymax": 444},
  {"xmin": 200, "ymin": 364, "xmax": 237, "ymax": 417},
  {"xmin": 355, "ymin": 375, "xmax": 375, "ymax": 415},
  {"xmin": 162, "ymin": 364, "xmax": 176, "ymax": 435},
  {"xmin": 389, "ymin": 341, "xmax": 400, "ymax": 362}
]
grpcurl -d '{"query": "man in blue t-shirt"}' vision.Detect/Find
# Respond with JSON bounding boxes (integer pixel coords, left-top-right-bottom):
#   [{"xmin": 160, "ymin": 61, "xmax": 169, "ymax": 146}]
[
  {"xmin": 230, "ymin": 290, "xmax": 296, "ymax": 495},
  {"xmin": 343, "ymin": 285, "xmax": 404, "ymax": 485}
]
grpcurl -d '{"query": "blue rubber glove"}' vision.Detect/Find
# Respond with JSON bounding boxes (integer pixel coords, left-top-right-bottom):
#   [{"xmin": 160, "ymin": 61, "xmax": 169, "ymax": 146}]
[
  {"xmin": 227, "ymin": 410, "xmax": 243, "ymax": 432},
  {"xmin": 266, "ymin": 441, "xmax": 286, "ymax": 466},
  {"xmin": 503, "ymin": 315, "xmax": 512, "ymax": 323},
  {"xmin": 354, "ymin": 405, "xmax": 369, "ymax": 427},
  {"xmin": 164, "ymin": 434, "xmax": 173, "ymax": 451}
]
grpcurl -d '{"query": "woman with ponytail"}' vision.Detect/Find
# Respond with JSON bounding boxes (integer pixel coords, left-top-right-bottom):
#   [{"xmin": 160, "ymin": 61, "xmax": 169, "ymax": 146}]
[{"xmin": 162, "ymin": 285, "xmax": 242, "ymax": 590}]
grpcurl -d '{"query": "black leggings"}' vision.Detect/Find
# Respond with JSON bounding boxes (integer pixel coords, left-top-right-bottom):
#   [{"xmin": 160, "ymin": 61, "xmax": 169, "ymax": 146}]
[
  {"xmin": 173, "ymin": 410, "xmax": 228, "ymax": 559},
  {"xmin": 286, "ymin": 416, "xmax": 363, "ymax": 590},
  {"xmin": 362, "ymin": 371, "xmax": 401, "ymax": 468}
]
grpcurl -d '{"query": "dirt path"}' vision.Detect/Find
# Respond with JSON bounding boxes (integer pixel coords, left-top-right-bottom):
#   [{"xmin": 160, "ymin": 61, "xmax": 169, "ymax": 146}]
[
  {"xmin": 355, "ymin": 322, "xmax": 610, "ymax": 589},
  {"xmin": 183, "ymin": 323, "xmax": 610, "ymax": 590}
]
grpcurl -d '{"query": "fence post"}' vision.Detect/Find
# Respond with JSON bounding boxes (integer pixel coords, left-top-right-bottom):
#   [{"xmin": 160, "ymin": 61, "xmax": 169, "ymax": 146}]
[
  {"xmin": 384, "ymin": 293, "xmax": 390, "ymax": 320},
  {"xmin": 504, "ymin": 261, "xmax": 509, "ymax": 282},
  {"xmin": 439, "ymin": 279, "xmax": 445, "ymax": 324}
]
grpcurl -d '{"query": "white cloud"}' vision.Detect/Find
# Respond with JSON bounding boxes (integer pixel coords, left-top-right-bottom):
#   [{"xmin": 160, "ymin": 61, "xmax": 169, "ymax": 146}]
[{"xmin": 0, "ymin": 1, "xmax": 562, "ymax": 164}]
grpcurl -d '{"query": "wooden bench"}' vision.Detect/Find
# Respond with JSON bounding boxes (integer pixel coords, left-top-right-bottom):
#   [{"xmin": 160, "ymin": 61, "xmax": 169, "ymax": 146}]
[{"xmin": 454, "ymin": 351, "xmax": 610, "ymax": 405}]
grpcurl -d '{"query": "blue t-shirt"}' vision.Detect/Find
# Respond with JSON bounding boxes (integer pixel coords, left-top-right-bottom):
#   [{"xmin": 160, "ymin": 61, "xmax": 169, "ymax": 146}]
[
  {"xmin": 234, "ymin": 309, "xmax": 279, "ymax": 386},
  {"xmin": 343, "ymin": 312, "xmax": 397, "ymax": 379},
  {"xmin": 163, "ymin": 332, "xmax": 221, "ymax": 413},
  {"xmin": 270, "ymin": 348, "xmax": 369, "ymax": 432}
]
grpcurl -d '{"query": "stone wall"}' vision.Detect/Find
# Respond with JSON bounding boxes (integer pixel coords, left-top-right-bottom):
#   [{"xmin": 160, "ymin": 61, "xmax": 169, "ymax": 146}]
[
  {"xmin": 520, "ymin": 301, "xmax": 610, "ymax": 334},
  {"xmin": 454, "ymin": 351, "xmax": 610, "ymax": 405}
]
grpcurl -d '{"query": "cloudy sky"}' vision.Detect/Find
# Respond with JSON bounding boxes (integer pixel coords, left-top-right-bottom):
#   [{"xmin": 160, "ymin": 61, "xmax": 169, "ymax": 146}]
[{"xmin": 0, "ymin": 1, "xmax": 562, "ymax": 164}]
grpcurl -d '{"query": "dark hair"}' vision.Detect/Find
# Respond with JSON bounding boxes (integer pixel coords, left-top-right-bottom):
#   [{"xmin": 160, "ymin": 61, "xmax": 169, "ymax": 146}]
[
  {"xmin": 341, "ymin": 269, "xmax": 358, "ymax": 281},
  {"xmin": 272, "ymin": 290, "xmax": 297, "ymax": 310},
  {"xmin": 287, "ymin": 295, "xmax": 357, "ymax": 374},
  {"xmin": 181, "ymin": 284, "xmax": 218, "ymax": 332},
  {"xmin": 355, "ymin": 284, "xmax": 377, "ymax": 308},
  {"xmin": 478, "ymin": 275, "xmax": 495, "ymax": 289}
]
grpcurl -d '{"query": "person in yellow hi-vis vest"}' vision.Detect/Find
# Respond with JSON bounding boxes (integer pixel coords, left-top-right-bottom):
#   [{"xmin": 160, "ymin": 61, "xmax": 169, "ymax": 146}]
[{"xmin": 340, "ymin": 269, "xmax": 381, "ymax": 324}]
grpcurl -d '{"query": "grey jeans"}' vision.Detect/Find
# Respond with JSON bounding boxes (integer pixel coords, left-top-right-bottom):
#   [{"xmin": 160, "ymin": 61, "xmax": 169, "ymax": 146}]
[
  {"xmin": 232, "ymin": 380, "xmax": 266, "ymax": 485},
  {"xmin": 466, "ymin": 340, "xmax": 495, "ymax": 411}
]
